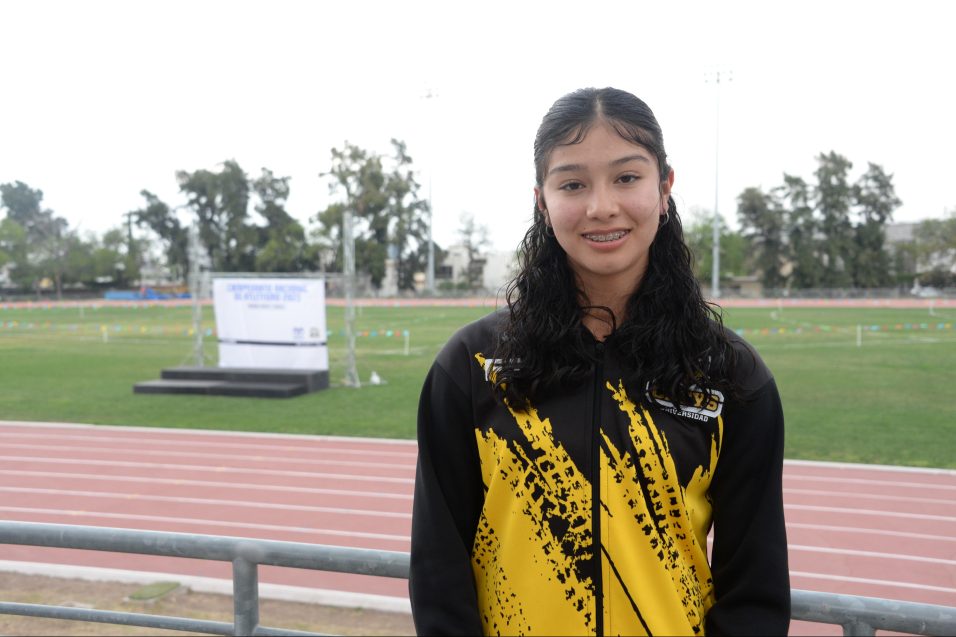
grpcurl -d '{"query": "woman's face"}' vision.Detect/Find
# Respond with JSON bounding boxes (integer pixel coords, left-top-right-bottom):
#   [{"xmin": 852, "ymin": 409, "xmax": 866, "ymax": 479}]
[{"xmin": 536, "ymin": 119, "xmax": 673, "ymax": 297}]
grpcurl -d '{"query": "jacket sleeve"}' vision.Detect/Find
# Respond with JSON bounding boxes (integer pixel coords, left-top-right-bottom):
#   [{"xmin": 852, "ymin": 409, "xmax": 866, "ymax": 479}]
[
  {"xmin": 705, "ymin": 376, "xmax": 791, "ymax": 636},
  {"xmin": 409, "ymin": 360, "xmax": 485, "ymax": 636}
]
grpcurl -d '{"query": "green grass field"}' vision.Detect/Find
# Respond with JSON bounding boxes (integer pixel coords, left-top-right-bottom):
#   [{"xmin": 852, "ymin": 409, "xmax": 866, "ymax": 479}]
[{"xmin": 1, "ymin": 301, "xmax": 954, "ymax": 468}]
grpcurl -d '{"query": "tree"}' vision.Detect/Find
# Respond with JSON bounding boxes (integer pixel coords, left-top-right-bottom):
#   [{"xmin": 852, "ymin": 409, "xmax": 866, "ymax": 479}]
[
  {"xmin": 90, "ymin": 227, "xmax": 143, "ymax": 288},
  {"xmin": 315, "ymin": 140, "xmax": 431, "ymax": 290},
  {"xmin": 0, "ymin": 181, "xmax": 44, "ymax": 231},
  {"xmin": 456, "ymin": 212, "xmax": 491, "ymax": 291},
  {"xmin": 736, "ymin": 188, "xmax": 787, "ymax": 289},
  {"xmin": 683, "ymin": 210, "xmax": 746, "ymax": 285},
  {"xmin": 851, "ymin": 163, "xmax": 900, "ymax": 287},
  {"xmin": 0, "ymin": 180, "xmax": 73, "ymax": 298},
  {"xmin": 777, "ymin": 174, "xmax": 823, "ymax": 289},
  {"xmin": 911, "ymin": 211, "xmax": 956, "ymax": 285},
  {"xmin": 31, "ymin": 216, "xmax": 72, "ymax": 299},
  {"xmin": 0, "ymin": 218, "xmax": 27, "ymax": 279},
  {"xmin": 252, "ymin": 168, "xmax": 312, "ymax": 273},
  {"xmin": 814, "ymin": 151, "xmax": 855, "ymax": 288},
  {"xmin": 59, "ymin": 231, "xmax": 97, "ymax": 288},
  {"xmin": 131, "ymin": 190, "xmax": 190, "ymax": 282},
  {"xmin": 316, "ymin": 144, "xmax": 386, "ymax": 286},
  {"xmin": 384, "ymin": 141, "xmax": 431, "ymax": 291},
  {"xmin": 177, "ymin": 160, "xmax": 254, "ymax": 272}
]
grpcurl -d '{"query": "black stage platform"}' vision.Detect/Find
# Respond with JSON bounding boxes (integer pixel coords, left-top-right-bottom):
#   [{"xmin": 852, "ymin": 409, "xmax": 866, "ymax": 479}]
[{"xmin": 133, "ymin": 366, "xmax": 329, "ymax": 398}]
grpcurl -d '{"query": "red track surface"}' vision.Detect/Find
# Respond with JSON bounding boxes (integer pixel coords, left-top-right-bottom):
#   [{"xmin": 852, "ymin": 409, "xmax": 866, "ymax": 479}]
[
  {"xmin": 4, "ymin": 297, "xmax": 956, "ymax": 310},
  {"xmin": 1, "ymin": 420, "xmax": 953, "ymax": 636}
]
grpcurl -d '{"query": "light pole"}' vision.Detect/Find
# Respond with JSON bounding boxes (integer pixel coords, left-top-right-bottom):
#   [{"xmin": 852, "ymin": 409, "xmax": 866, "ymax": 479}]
[
  {"xmin": 427, "ymin": 175, "xmax": 434, "ymax": 295},
  {"xmin": 707, "ymin": 68, "xmax": 731, "ymax": 299},
  {"xmin": 422, "ymin": 88, "xmax": 437, "ymax": 295}
]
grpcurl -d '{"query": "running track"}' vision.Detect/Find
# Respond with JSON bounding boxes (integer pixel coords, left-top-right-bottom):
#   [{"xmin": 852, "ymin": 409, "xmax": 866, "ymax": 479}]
[{"xmin": 1, "ymin": 420, "xmax": 954, "ymax": 636}]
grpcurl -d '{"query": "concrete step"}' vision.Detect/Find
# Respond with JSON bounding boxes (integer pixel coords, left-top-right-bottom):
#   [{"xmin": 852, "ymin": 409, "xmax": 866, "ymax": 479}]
[
  {"xmin": 160, "ymin": 366, "xmax": 328, "ymax": 392},
  {"xmin": 133, "ymin": 379, "xmax": 308, "ymax": 398}
]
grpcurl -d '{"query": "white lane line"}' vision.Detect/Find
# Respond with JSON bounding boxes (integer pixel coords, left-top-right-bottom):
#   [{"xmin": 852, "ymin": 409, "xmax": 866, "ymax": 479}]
[
  {"xmin": 0, "ymin": 487, "xmax": 412, "ymax": 519},
  {"xmin": 1, "ymin": 443, "xmax": 415, "ymax": 472},
  {"xmin": 767, "ymin": 338, "xmax": 952, "ymax": 351},
  {"xmin": 0, "ymin": 507, "xmax": 411, "ymax": 543},
  {"xmin": 5, "ymin": 419, "xmax": 952, "ymax": 466},
  {"xmin": 790, "ymin": 571, "xmax": 956, "ymax": 595},
  {"xmin": 0, "ymin": 431, "xmax": 418, "ymax": 459},
  {"xmin": 0, "ymin": 420, "xmax": 418, "ymax": 448},
  {"xmin": 785, "ymin": 474, "xmax": 956, "ymax": 492},
  {"xmin": 786, "ymin": 522, "xmax": 956, "ymax": 544},
  {"xmin": 785, "ymin": 459, "xmax": 956, "ymax": 477},
  {"xmin": 786, "ymin": 504, "xmax": 956, "ymax": 523},
  {"xmin": 0, "ymin": 470, "xmax": 413, "ymax": 500},
  {"xmin": 784, "ymin": 487, "xmax": 956, "ymax": 507},
  {"xmin": 5, "ymin": 476, "xmax": 949, "ymax": 542},
  {"xmin": 789, "ymin": 544, "xmax": 956, "ymax": 566},
  {"xmin": 0, "ymin": 456, "xmax": 415, "ymax": 485}
]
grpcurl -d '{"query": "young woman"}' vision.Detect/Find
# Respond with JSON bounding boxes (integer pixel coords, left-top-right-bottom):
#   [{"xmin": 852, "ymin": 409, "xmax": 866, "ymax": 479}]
[{"xmin": 409, "ymin": 87, "xmax": 790, "ymax": 636}]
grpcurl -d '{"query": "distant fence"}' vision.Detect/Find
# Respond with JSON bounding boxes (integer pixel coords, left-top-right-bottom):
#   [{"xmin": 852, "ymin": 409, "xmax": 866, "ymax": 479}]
[
  {"xmin": 759, "ymin": 287, "xmax": 956, "ymax": 299},
  {"xmin": 1, "ymin": 521, "xmax": 955, "ymax": 636}
]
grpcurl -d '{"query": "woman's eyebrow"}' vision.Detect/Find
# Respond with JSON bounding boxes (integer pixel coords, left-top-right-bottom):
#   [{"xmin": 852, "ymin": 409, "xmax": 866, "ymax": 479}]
[
  {"xmin": 547, "ymin": 163, "xmax": 584, "ymax": 177},
  {"xmin": 610, "ymin": 154, "xmax": 652, "ymax": 167},
  {"xmin": 547, "ymin": 154, "xmax": 651, "ymax": 178}
]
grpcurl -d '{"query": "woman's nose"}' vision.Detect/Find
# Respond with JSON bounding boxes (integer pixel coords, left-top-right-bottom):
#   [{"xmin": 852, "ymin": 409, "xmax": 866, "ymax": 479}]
[{"xmin": 586, "ymin": 186, "xmax": 619, "ymax": 219}]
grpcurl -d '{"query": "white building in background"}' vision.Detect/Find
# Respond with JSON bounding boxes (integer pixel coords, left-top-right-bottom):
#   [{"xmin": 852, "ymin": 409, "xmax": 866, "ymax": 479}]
[
  {"xmin": 439, "ymin": 244, "xmax": 518, "ymax": 296},
  {"xmin": 481, "ymin": 249, "xmax": 518, "ymax": 296},
  {"xmin": 885, "ymin": 221, "xmax": 918, "ymax": 246},
  {"xmin": 886, "ymin": 221, "xmax": 955, "ymax": 274}
]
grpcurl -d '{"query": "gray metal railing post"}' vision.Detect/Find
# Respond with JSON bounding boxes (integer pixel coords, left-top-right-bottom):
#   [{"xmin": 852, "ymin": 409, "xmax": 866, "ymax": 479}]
[
  {"xmin": 233, "ymin": 556, "xmax": 260, "ymax": 636},
  {"xmin": 842, "ymin": 619, "xmax": 876, "ymax": 636}
]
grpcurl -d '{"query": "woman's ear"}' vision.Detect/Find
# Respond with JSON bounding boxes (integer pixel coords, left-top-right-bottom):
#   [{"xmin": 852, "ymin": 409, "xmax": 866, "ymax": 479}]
[
  {"xmin": 660, "ymin": 169, "xmax": 675, "ymax": 211},
  {"xmin": 534, "ymin": 187, "xmax": 551, "ymax": 226},
  {"xmin": 534, "ymin": 186, "xmax": 546, "ymax": 214}
]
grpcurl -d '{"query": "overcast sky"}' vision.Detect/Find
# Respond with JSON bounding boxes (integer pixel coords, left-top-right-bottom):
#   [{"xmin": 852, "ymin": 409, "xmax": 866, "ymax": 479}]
[{"xmin": 2, "ymin": 0, "xmax": 954, "ymax": 252}]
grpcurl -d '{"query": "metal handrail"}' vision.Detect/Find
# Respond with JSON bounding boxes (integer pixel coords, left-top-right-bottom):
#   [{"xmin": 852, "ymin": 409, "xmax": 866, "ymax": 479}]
[
  {"xmin": 0, "ymin": 521, "xmax": 406, "ymax": 636},
  {"xmin": 1, "ymin": 521, "xmax": 954, "ymax": 636},
  {"xmin": 791, "ymin": 589, "xmax": 956, "ymax": 636}
]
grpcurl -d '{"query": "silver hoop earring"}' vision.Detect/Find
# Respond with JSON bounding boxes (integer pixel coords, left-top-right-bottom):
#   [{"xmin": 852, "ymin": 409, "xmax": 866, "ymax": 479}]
[
  {"xmin": 659, "ymin": 212, "xmax": 670, "ymax": 227},
  {"xmin": 544, "ymin": 223, "xmax": 555, "ymax": 238}
]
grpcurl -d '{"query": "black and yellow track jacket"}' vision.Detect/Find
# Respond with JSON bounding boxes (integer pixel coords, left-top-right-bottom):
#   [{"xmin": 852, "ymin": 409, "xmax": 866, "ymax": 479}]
[{"xmin": 410, "ymin": 311, "xmax": 790, "ymax": 636}]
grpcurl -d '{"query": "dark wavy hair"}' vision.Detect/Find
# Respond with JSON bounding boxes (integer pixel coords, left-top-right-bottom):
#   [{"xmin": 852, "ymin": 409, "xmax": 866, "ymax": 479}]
[{"xmin": 493, "ymin": 87, "xmax": 738, "ymax": 408}]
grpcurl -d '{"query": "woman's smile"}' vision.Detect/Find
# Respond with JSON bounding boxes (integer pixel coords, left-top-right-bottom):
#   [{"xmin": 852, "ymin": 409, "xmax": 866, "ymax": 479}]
[{"xmin": 583, "ymin": 228, "xmax": 630, "ymax": 243}]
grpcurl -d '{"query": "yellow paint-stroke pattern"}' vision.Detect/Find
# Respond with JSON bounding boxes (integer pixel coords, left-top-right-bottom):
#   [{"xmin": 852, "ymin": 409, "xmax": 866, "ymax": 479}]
[
  {"xmin": 468, "ymin": 354, "xmax": 721, "ymax": 635},
  {"xmin": 472, "ymin": 354, "xmax": 594, "ymax": 635},
  {"xmin": 603, "ymin": 380, "xmax": 718, "ymax": 635}
]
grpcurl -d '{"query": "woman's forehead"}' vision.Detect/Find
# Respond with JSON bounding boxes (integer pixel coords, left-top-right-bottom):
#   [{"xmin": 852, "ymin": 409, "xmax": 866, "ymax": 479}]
[{"xmin": 548, "ymin": 123, "xmax": 656, "ymax": 166}]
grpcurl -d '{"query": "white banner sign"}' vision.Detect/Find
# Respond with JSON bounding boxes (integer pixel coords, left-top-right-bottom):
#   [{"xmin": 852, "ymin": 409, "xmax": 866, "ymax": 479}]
[{"xmin": 212, "ymin": 278, "xmax": 328, "ymax": 370}]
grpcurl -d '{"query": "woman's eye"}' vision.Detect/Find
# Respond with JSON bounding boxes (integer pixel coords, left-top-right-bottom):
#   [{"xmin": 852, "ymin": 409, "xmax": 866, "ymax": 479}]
[
  {"xmin": 618, "ymin": 174, "xmax": 640, "ymax": 184},
  {"xmin": 559, "ymin": 182, "xmax": 584, "ymax": 191}
]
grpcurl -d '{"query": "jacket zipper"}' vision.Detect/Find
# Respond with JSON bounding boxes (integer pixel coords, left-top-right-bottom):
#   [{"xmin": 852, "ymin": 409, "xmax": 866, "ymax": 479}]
[{"xmin": 592, "ymin": 340, "xmax": 604, "ymax": 636}]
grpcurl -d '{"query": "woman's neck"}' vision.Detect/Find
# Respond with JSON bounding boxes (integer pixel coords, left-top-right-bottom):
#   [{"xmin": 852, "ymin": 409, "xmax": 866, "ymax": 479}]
[
  {"xmin": 582, "ymin": 311, "xmax": 616, "ymax": 341},
  {"xmin": 574, "ymin": 271, "xmax": 641, "ymax": 341},
  {"xmin": 579, "ymin": 290, "xmax": 630, "ymax": 342}
]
